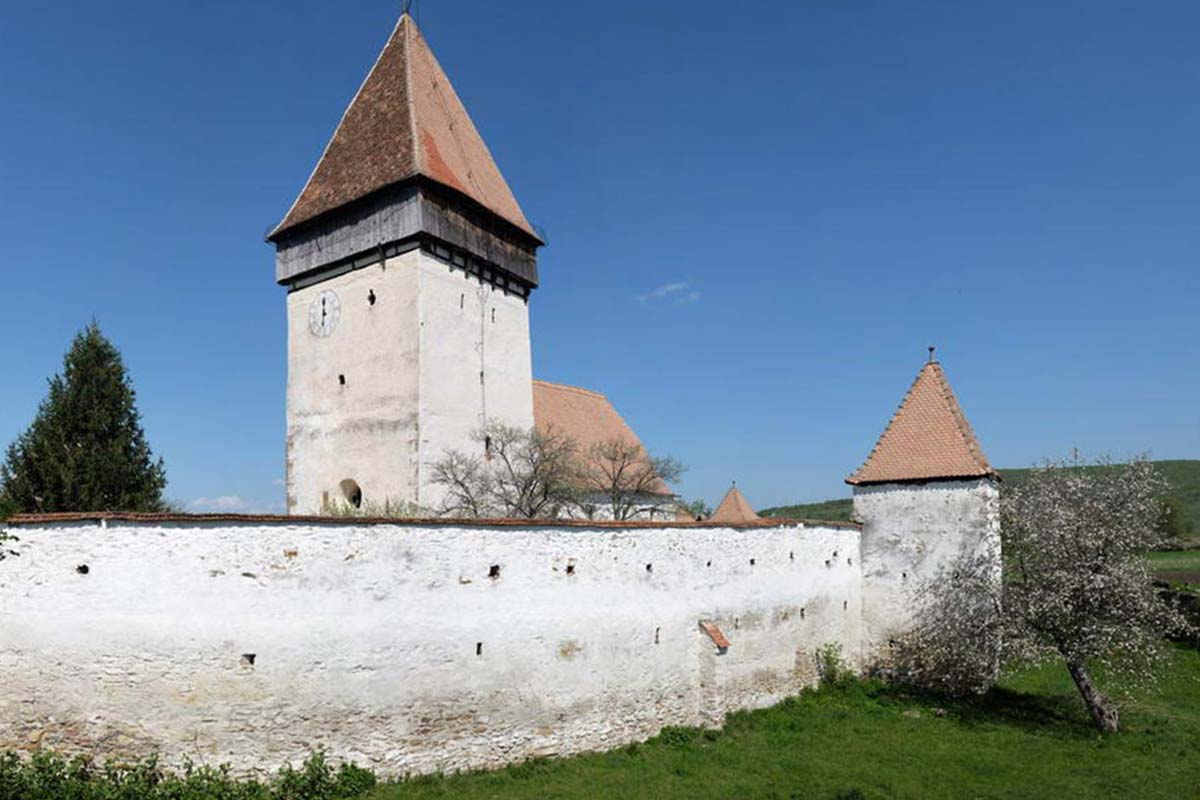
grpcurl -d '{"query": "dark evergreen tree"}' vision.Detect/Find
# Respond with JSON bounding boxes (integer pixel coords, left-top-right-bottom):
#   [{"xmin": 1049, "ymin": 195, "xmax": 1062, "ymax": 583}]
[{"xmin": 1, "ymin": 323, "xmax": 167, "ymax": 513}]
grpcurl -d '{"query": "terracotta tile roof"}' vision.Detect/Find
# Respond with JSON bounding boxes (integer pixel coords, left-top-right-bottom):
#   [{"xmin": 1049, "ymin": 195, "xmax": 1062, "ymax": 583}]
[
  {"xmin": 846, "ymin": 360, "xmax": 995, "ymax": 485},
  {"xmin": 269, "ymin": 13, "xmax": 537, "ymax": 241},
  {"xmin": 710, "ymin": 485, "xmax": 760, "ymax": 523},
  {"xmin": 532, "ymin": 379, "xmax": 672, "ymax": 496}
]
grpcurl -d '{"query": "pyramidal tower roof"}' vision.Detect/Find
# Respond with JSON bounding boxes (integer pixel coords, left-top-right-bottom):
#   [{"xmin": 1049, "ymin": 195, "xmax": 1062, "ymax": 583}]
[
  {"xmin": 846, "ymin": 358, "xmax": 994, "ymax": 486},
  {"xmin": 710, "ymin": 484, "xmax": 761, "ymax": 523},
  {"xmin": 269, "ymin": 13, "xmax": 537, "ymax": 242}
]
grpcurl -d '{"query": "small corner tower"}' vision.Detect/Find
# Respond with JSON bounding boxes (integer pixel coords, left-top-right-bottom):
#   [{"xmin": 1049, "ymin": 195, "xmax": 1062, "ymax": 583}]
[
  {"xmin": 847, "ymin": 352, "xmax": 1000, "ymax": 656},
  {"xmin": 710, "ymin": 484, "xmax": 761, "ymax": 524},
  {"xmin": 268, "ymin": 13, "xmax": 543, "ymax": 514}
]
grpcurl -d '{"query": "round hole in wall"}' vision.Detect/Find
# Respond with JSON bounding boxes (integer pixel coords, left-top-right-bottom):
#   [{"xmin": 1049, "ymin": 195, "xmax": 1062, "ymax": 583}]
[
  {"xmin": 338, "ymin": 374, "xmax": 346, "ymax": 387},
  {"xmin": 706, "ymin": 560, "xmax": 712, "ymax": 568},
  {"xmin": 76, "ymin": 564, "xmax": 89, "ymax": 575},
  {"xmin": 749, "ymin": 558, "xmax": 756, "ymax": 566},
  {"xmin": 339, "ymin": 479, "xmax": 362, "ymax": 509},
  {"xmin": 565, "ymin": 564, "xmax": 575, "ymax": 576},
  {"xmin": 488, "ymin": 564, "xmax": 501, "ymax": 580},
  {"xmin": 645, "ymin": 563, "xmax": 653, "ymax": 573}
]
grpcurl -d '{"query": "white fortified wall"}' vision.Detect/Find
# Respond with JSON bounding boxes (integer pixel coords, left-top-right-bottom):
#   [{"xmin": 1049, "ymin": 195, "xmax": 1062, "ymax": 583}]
[{"xmin": 0, "ymin": 516, "xmax": 860, "ymax": 776}]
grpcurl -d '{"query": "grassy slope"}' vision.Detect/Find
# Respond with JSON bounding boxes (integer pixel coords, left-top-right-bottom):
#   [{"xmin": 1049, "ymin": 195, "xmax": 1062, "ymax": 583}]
[
  {"xmin": 370, "ymin": 647, "xmax": 1200, "ymax": 800},
  {"xmin": 760, "ymin": 459, "xmax": 1200, "ymax": 528}
]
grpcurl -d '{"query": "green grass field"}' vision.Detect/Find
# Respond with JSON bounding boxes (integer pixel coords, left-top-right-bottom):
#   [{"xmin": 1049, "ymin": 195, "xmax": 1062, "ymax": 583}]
[
  {"xmin": 760, "ymin": 460, "xmax": 1200, "ymax": 531},
  {"xmin": 368, "ymin": 647, "xmax": 1200, "ymax": 800}
]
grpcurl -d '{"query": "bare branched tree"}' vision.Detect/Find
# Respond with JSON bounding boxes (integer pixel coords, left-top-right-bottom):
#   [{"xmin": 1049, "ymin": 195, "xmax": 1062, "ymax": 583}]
[
  {"xmin": 896, "ymin": 456, "xmax": 1191, "ymax": 732},
  {"xmin": 580, "ymin": 437, "xmax": 685, "ymax": 521},
  {"xmin": 430, "ymin": 421, "xmax": 580, "ymax": 519},
  {"xmin": 889, "ymin": 549, "xmax": 1003, "ymax": 697},
  {"xmin": 485, "ymin": 422, "xmax": 580, "ymax": 519},
  {"xmin": 428, "ymin": 449, "xmax": 492, "ymax": 518}
]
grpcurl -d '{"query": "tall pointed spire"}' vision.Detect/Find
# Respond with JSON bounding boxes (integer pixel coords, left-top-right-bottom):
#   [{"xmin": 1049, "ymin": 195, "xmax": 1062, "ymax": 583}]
[
  {"xmin": 847, "ymin": 358, "xmax": 994, "ymax": 485},
  {"xmin": 269, "ymin": 13, "xmax": 537, "ymax": 242}
]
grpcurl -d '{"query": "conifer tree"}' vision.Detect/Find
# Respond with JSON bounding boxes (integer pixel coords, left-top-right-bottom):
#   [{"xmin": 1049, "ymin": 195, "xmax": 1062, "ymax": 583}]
[{"xmin": 1, "ymin": 323, "xmax": 167, "ymax": 513}]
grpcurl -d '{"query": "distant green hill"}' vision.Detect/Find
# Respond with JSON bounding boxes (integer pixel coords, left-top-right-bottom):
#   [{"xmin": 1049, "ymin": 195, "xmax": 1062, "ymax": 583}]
[{"xmin": 760, "ymin": 459, "xmax": 1200, "ymax": 533}]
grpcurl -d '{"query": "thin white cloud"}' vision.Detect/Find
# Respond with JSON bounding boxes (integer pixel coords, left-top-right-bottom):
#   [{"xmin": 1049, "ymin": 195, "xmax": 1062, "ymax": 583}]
[
  {"xmin": 189, "ymin": 495, "xmax": 249, "ymax": 512},
  {"xmin": 675, "ymin": 290, "xmax": 701, "ymax": 305},
  {"xmin": 634, "ymin": 282, "xmax": 693, "ymax": 303}
]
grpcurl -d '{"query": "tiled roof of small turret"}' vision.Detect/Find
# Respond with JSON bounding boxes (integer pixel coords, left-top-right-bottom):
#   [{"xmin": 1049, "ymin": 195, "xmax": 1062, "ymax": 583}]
[
  {"xmin": 710, "ymin": 485, "xmax": 761, "ymax": 523},
  {"xmin": 269, "ymin": 13, "xmax": 537, "ymax": 242},
  {"xmin": 846, "ymin": 358, "xmax": 994, "ymax": 485}
]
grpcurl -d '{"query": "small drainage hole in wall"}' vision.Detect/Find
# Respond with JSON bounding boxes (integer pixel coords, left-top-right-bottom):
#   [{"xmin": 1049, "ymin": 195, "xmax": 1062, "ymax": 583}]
[
  {"xmin": 645, "ymin": 563, "xmax": 653, "ymax": 573},
  {"xmin": 476, "ymin": 642, "xmax": 483, "ymax": 656},
  {"xmin": 76, "ymin": 564, "xmax": 89, "ymax": 575},
  {"xmin": 338, "ymin": 374, "xmax": 346, "ymax": 386},
  {"xmin": 789, "ymin": 551, "xmax": 794, "ymax": 561},
  {"xmin": 749, "ymin": 558, "xmax": 756, "ymax": 566},
  {"xmin": 565, "ymin": 564, "xmax": 575, "ymax": 576},
  {"xmin": 241, "ymin": 653, "xmax": 256, "ymax": 666},
  {"xmin": 367, "ymin": 290, "xmax": 376, "ymax": 306},
  {"xmin": 705, "ymin": 560, "xmax": 711, "ymax": 568},
  {"xmin": 488, "ymin": 564, "xmax": 501, "ymax": 580}
]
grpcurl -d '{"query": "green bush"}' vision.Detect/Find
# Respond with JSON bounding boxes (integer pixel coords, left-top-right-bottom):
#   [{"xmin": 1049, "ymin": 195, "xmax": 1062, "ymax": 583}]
[
  {"xmin": 0, "ymin": 750, "xmax": 374, "ymax": 800},
  {"xmin": 815, "ymin": 643, "xmax": 854, "ymax": 688}
]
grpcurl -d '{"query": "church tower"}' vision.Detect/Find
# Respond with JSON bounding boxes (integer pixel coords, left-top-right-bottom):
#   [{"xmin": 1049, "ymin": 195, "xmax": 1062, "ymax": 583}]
[{"xmin": 267, "ymin": 14, "xmax": 543, "ymax": 514}]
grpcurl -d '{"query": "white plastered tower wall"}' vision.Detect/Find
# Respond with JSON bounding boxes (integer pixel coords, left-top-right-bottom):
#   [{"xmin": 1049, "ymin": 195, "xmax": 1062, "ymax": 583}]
[
  {"xmin": 286, "ymin": 248, "xmax": 534, "ymax": 514},
  {"xmin": 415, "ymin": 252, "xmax": 534, "ymax": 513},
  {"xmin": 854, "ymin": 477, "xmax": 1000, "ymax": 654}
]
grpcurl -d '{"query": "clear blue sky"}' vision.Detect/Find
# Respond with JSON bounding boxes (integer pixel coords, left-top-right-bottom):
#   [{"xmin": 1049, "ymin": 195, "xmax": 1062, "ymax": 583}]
[{"xmin": 1, "ymin": 1, "xmax": 1197, "ymax": 513}]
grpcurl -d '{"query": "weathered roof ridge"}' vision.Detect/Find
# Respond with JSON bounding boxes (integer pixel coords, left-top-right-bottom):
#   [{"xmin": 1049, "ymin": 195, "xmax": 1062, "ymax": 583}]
[
  {"xmin": 532, "ymin": 379, "xmax": 607, "ymax": 399},
  {"xmin": 5, "ymin": 511, "xmax": 861, "ymax": 531},
  {"xmin": 269, "ymin": 13, "xmax": 537, "ymax": 241},
  {"xmin": 846, "ymin": 360, "xmax": 994, "ymax": 485}
]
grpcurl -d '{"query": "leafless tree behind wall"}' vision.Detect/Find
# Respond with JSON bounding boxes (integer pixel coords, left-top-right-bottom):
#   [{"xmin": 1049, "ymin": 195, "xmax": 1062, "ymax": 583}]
[
  {"xmin": 580, "ymin": 438, "xmax": 684, "ymax": 521},
  {"xmin": 431, "ymin": 421, "xmax": 580, "ymax": 519}
]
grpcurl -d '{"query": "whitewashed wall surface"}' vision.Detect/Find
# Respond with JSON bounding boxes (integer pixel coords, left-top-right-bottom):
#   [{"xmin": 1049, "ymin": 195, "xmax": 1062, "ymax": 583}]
[{"xmin": 0, "ymin": 516, "xmax": 862, "ymax": 776}]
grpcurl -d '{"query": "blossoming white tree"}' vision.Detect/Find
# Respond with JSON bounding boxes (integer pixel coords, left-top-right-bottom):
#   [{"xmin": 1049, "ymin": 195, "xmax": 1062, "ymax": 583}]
[{"xmin": 897, "ymin": 456, "xmax": 1190, "ymax": 732}]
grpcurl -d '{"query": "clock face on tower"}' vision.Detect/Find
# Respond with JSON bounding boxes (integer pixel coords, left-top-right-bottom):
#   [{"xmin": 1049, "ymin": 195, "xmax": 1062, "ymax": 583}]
[{"xmin": 308, "ymin": 290, "xmax": 341, "ymax": 337}]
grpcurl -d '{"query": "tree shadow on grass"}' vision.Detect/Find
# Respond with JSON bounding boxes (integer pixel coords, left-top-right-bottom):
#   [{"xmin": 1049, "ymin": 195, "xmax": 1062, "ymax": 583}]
[
  {"xmin": 872, "ymin": 681, "xmax": 1095, "ymax": 738},
  {"xmin": 953, "ymin": 686, "xmax": 1095, "ymax": 737}
]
